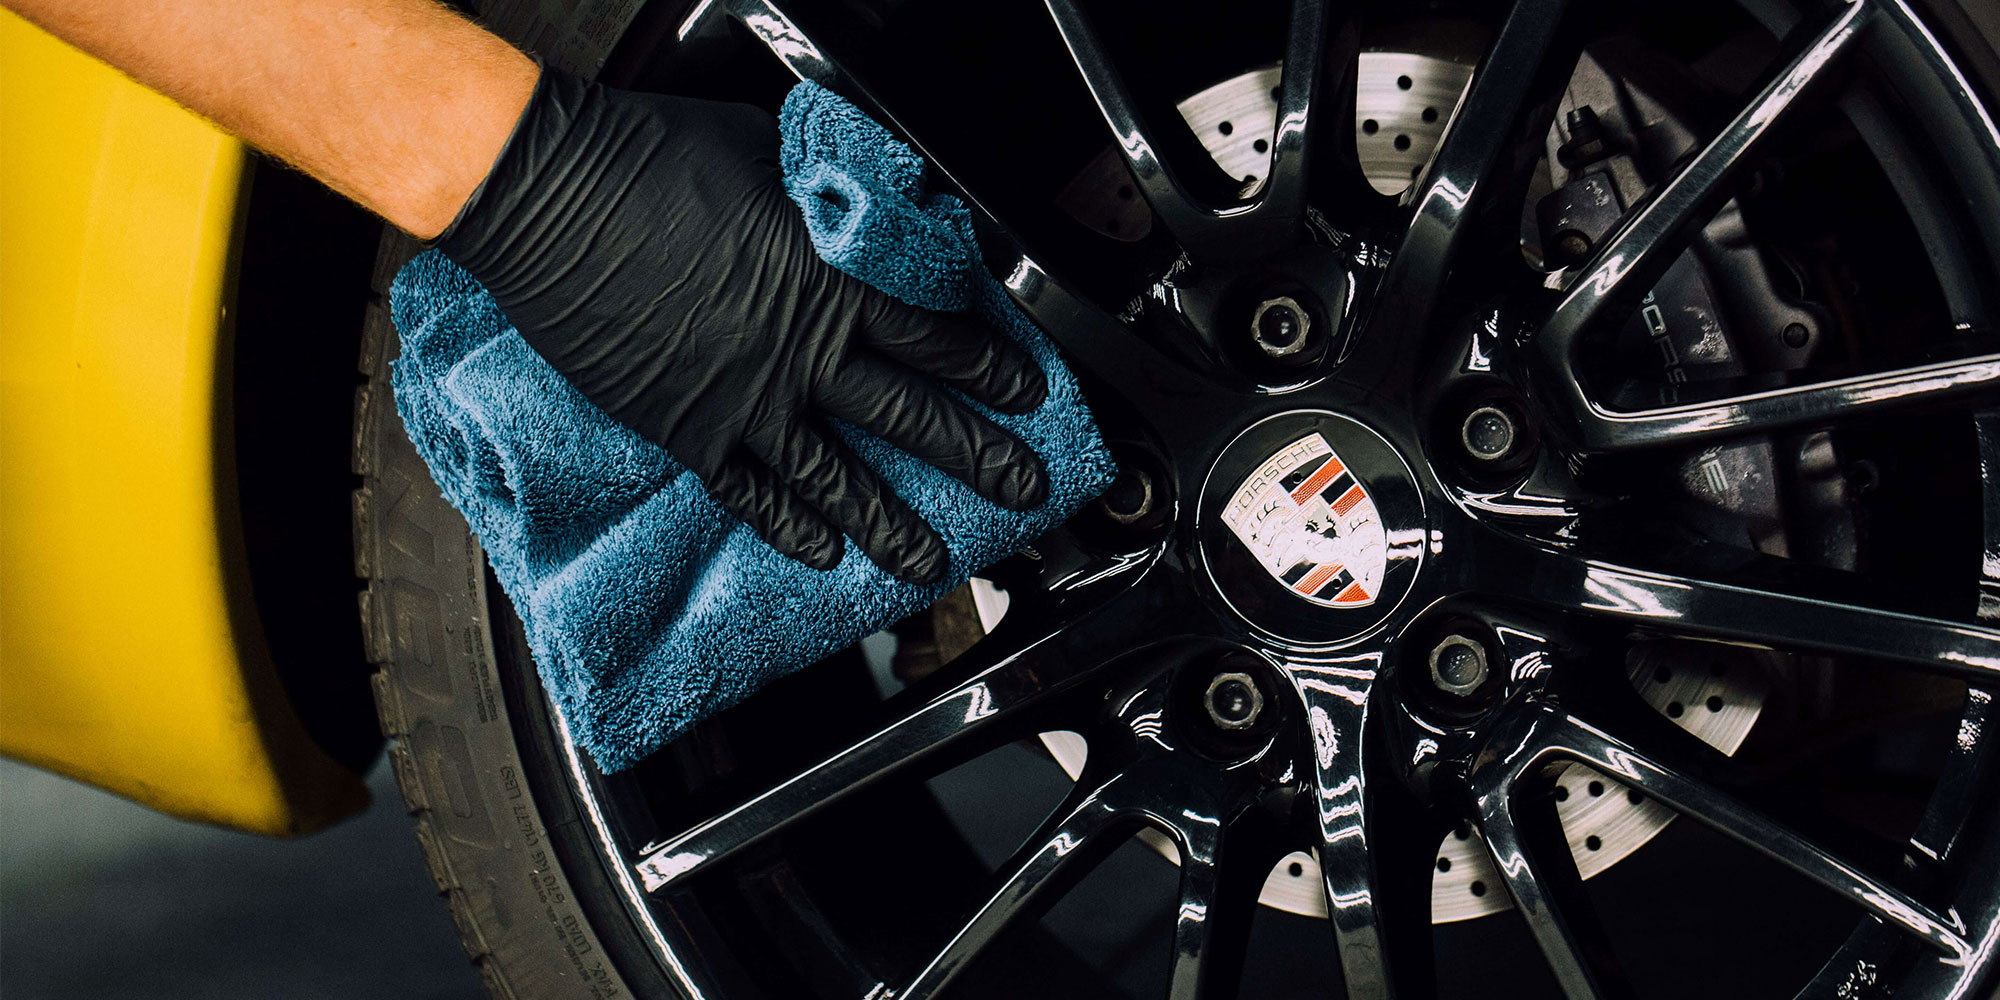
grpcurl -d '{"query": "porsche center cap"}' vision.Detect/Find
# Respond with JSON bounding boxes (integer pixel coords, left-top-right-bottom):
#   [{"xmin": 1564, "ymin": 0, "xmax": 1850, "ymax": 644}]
[
  {"xmin": 1199, "ymin": 411, "xmax": 1425, "ymax": 643},
  {"xmin": 1221, "ymin": 433, "xmax": 1386, "ymax": 608}
]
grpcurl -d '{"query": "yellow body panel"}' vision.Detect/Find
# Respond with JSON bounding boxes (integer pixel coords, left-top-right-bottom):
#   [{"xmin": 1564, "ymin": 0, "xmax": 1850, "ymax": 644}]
[{"xmin": 0, "ymin": 11, "xmax": 366, "ymax": 835}]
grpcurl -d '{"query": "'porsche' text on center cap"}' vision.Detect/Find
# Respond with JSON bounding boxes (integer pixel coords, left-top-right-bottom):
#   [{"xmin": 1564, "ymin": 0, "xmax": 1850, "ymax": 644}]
[{"xmin": 1220, "ymin": 433, "xmax": 1386, "ymax": 608}]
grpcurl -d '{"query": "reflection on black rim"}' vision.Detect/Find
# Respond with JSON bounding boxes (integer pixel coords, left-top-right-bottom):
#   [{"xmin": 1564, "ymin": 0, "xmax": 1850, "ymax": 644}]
[{"xmin": 545, "ymin": 1, "xmax": 2000, "ymax": 997}]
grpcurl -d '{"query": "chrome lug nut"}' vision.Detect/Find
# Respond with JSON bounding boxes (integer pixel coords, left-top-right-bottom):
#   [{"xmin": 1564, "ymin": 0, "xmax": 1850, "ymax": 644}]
[
  {"xmin": 1251, "ymin": 295, "xmax": 1311, "ymax": 362},
  {"xmin": 1096, "ymin": 466, "xmax": 1157, "ymax": 526},
  {"xmin": 1204, "ymin": 671, "xmax": 1264, "ymax": 730},
  {"xmin": 1428, "ymin": 635, "xmax": 1489, "ymax": 697},
  {"xmin": 1460, "ymin": 405, "xmax": 1518, "ymax": 463}
]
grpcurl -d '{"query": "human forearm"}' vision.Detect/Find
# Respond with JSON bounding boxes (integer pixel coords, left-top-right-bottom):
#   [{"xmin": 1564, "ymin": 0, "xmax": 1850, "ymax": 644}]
[
  {"xmin": 6, "ymin": 0, "xmax": 1053, "ymax": 579},
  {"xmin": 4, "ymin": 0, "xmax": 537, "ymax": 237}
]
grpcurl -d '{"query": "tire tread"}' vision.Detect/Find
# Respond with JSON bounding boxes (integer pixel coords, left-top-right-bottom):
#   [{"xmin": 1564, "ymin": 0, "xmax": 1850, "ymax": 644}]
[{"xmin": 354, "ymin": 227, "xmax": 637, "ymax": 1000}]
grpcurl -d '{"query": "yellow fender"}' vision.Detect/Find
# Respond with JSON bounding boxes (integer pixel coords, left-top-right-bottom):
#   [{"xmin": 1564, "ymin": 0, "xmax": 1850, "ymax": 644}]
[{"xmin": 0, "ymin": 10, "xmax": 367, "ymax": 835}]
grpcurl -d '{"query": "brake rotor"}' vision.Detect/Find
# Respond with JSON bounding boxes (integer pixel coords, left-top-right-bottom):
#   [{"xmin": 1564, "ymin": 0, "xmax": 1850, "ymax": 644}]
[
  {"xmin": 1020, "ymin": 622, "xmax": 1769, "ymax": 922},
  {"xmin": 1057, "ymin": 53, "xmax": 1476, "ymax": 242},
  {"xmin": 1038, "ymin": 51, "xmax": 1772, "ymax": 921}
]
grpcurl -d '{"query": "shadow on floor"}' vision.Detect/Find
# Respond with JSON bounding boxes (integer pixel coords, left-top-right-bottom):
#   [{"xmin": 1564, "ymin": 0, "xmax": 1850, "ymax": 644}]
[{"xmin": 1, "ymin": 756, "xmax": 484, "ymax": 1000}]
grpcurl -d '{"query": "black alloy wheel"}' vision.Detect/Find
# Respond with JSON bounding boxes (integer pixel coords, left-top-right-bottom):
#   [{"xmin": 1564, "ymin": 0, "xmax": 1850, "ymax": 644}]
[{"xmin": 397, "ymin": 0, "xmax": 2000, "ymax": 997}]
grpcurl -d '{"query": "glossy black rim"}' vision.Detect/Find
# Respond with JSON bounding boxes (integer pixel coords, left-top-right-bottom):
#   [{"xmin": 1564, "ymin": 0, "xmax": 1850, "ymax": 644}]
[{"xmin": 544, "ymin": 0, "xmax": 2000, "ymax": 997}]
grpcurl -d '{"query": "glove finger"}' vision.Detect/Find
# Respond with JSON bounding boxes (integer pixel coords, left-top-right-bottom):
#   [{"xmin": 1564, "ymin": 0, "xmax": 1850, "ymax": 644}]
[
  {"xmin": 818, "ymin": 353, "xmax": 1048, "ymax": 512},
  {"xmin": 700, "ymin": 452, "xmax": 845, "ymax": 571},
  {"xmin": 858, "ymin": 293, "xmax": 1047, "ymax": 415},
  {"xmin": 745, "ymin": 418, "xmax": 950, "ymax": 585}
]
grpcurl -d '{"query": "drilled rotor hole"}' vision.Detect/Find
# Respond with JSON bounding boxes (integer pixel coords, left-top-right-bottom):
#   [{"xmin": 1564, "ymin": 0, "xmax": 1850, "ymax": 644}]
[
  {"xmin": 1707, "ymin": 695, "xmax": 1725, "ymax": 712},
  {"xmin": 1243, "ymin": 174, "xmax": 1258, "ymax": 184},
  {"xmin": 1394, "ymin": 134, "xmax": 1411, "ymax": 151},
  {"xmin": 1454, "ymin": 823, "xmax": 1473, "ymax": 841},
  {"xmin": 1469, "ymin": 880, "xmax": 1488, "ymax": 897},
  {"xmin": 1592, "ymin": 781, "xmax": 1608, "ymax": 797},
  {"xmin": 1667, "ymin": 701, "xmax": 1686, "ymax": 718},
  {"xmin": 1422, "ymin": 106, "xmax": 1439, "ymax": 123},
  {"xmin": 1288, "ymin": 861, "xmax": 1305, "ymax": 877},
  {"xmin": 1628, "ymin": 789, "xmax": 1645, "ymax": 805},
  {"xmin": 1362, "ymin": 118, "xmax": 1380, "ymax": 135},
  {"xmin": 1655, "ymin": 666, "xmax": 1673, "ymax": 683},
  {"xmin": 1218, "ymin": 120, "xmax": 1234, "ymax": 136},
  {"xmin": 1553, "ymin": 785, "xmax": 1569, "ymax": 801},
  {"xmin": 1409, "ymin": 166, "xmax": 1421, "ymax": 177},
  {"xmin": 1585, "ymin": 835, "xmax": 1603, "ymax": 851},
  {"xmin": 1436, "ymin": 857, "xmax": 1452, "ymax": 872},
  {"xmin": 1253, "ymin": 138, "xmax": 1269, "ymax": 153},
  {"xmin": 1270, "ymin": 86, "xmax": 1282, "ymax": 101},
  {"xmin": 1397, "ymin": 74, "xmax": 1413, "ymax": 90}
]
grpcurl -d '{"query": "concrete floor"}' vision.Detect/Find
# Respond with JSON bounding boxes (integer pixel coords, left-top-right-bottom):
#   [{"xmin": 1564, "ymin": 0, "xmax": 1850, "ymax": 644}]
[{"xmin": 0, "ymin": 756, "xmax": 484, "ymax": 1000}]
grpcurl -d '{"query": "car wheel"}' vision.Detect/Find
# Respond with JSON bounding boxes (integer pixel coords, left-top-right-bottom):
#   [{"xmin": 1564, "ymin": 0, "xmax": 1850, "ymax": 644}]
[{"xmin": 360, "ymin": 0, "xmax": 2000, "ymax": 996}]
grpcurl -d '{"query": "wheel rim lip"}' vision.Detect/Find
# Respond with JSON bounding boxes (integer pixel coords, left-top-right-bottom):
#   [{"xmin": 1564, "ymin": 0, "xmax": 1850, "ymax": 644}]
[{"xmin": 532, "ymin": 1, "xmax": 2000, "ymax": 996}]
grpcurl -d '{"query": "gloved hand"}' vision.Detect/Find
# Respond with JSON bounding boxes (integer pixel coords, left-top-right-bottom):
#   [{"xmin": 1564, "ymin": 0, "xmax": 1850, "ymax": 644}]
[{"xmin": 438, "ymin": 68, "xmax": 1049, "ymax": 585}]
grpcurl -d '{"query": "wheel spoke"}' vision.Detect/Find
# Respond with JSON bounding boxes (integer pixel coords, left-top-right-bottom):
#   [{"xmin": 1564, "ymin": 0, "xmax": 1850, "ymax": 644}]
[
  {"xmin": 721, "ymin": 0, "xmax": 1080, "ymax": 273},
  {"xmin": 1262, "ymin": 0, "xmax": 1330, "ymax": 241},
  {"xmin": 1288, "ymin": 654, "xmax": 1439, "ymax": 999},
  {"xmin": 895, "ymin": 767, "xmax": 1143, "ymax": 1000},
  {"xmin": 1042, "ymin": 0, "xmax": 1328, "ymax": 261},
  {"xmin": 1163, "ymin": 816, "xmax": 1282, "ymax": 1000},
  {"xmin": 1164, "ymin": 835, "xmax": 1228, "ymax": 1000},
  {"xmin": 1472, "ymin": 764, "xmax": 1633, "ymax": 1000},
  {"xmin": 1980, "ymin": 411, "xmax": 2000, "ymax": 621},
  {"xmin": 999, "ymin": 256, "xmax": 1238, "ymax": 447},
  {"xmin": 1487, "ymin": 534, "xmax": 2000, "ymax": 684},
  {"xmin": 1560, "ymin": 353, "xmax": 2000, "ymax": 451},
  {"xmin": 722, "ymin": 0, "xmax": 1238, "ymax": 436},
  {"xmin": 635, "ymin": 552, "xmax": 1162, "ymax": 893},
  {"xmin": 721, "ymin": 0, "xmax": 995, "ymax": 231},
  {"xmin": 1535, "ymin": 1, "xmax": 1875, "ymax": 434},
  {"xmin": 1529, "ymin": 706, "xmax": 1972, "ymax": 957},
  {"xmin": 1377, "ymin": 0, "xmax": 1573, "ymax": 339}
]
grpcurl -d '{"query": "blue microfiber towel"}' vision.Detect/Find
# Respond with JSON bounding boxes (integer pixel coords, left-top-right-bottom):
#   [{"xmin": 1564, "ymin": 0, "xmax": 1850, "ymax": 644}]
[{"xmin": 389, "ymin": 81, "xmax": 1118, "ymax": 772}]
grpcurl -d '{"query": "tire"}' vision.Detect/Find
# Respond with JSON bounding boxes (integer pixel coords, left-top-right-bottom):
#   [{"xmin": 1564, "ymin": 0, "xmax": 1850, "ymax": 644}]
[
  {"xmin": 356, "ymin": 227, "xmax": 672, "ymax": 1000},
  {"xmin": 357, "ymin": 2, "xmax": 2000, "ymax": 998}
]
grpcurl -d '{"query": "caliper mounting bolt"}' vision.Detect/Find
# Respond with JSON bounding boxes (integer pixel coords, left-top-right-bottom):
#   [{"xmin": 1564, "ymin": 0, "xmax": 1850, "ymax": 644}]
[
  {"xmin": 1553, "ymin": 230, "xmax": 1593, "ymax": 262},
  {"xmin": 1556, "ymin": 106, "xmax": 1614, "ymax": 170},
  {"xmin": 1428, "ymin": 635, "xmax": 1490, "ymax": 698},
  {"xmin": 1251, "ymin": 295, "xmax": 1312, "ymax": 363},
  {"xmin": 1204, "ymin": 671, "xmax": 1264, "ymax": 730}
]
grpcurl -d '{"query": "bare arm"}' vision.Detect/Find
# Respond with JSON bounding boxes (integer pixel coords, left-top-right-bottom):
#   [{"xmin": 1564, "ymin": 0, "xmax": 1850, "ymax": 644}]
[
  {"xmin": 5, "ymin": 0, "xmax": 1054, "ymax": 580},
  {"xmin": 4, "ymin": 0, "xmax": 538, "ymax": 237}
]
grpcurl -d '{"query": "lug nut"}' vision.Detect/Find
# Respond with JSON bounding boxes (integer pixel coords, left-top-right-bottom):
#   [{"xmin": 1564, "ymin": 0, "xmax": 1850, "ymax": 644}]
[
  {"xmin": 1251, "ymin": 296, "xmax": 1312, "ymax": 362},
  {"xmin": 1429, "ymin": 635, "xmax": 1489, "ymax": 697},
  {"xmin": 1096, "ymin": 466, "xmax": 1157, "ymax": 526},
  {"xmin": 1460, "ymin": 405, "xmax": 1518, "ymax": 463},
  {"xmin": 1204, "ymin": 671, "xmax": 1264, "ymax": 730}
]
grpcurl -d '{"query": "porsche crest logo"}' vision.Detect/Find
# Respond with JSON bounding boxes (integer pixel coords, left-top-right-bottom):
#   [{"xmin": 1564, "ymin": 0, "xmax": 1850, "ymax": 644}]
[{"xmin": 1220, "ymin": 433, "xmax": 1387, "ymax": 607}]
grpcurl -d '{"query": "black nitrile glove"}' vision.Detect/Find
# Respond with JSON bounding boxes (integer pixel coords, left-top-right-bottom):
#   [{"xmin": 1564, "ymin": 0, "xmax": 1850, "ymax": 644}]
[{"xmin": 439, "ymin": 68, "xmax": 1049, "ymax": 585}]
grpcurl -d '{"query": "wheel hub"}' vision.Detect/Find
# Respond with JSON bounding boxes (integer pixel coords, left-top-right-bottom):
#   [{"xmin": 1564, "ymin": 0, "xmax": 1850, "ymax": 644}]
[
  {"xmin": 1199, "ymin": 410, "xmax": 1424, "ymax": 642},
  {"xmin": 1040, "ymin": 48, "xmax": 1793, "ymax": 924}
]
